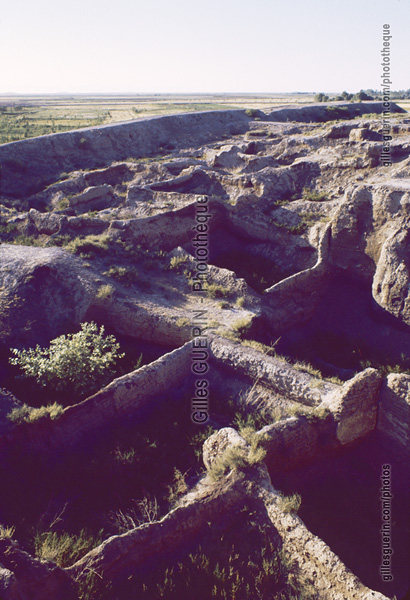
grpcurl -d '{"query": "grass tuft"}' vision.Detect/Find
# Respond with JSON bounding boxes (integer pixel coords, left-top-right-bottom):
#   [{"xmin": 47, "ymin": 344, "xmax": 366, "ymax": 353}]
[{"xmin": 7, "ymin": 402, "xmax": 64, "ymax": 424}]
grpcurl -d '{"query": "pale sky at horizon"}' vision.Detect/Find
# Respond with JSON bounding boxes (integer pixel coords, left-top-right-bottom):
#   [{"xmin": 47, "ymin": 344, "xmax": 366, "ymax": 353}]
[{"xmin": 1, "ymin": 0, "xmax": 408, "ymax": 94}]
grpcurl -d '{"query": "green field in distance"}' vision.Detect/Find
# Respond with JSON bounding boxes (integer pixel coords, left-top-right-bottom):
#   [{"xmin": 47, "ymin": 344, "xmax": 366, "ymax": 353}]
[
  {"xmin": 1, "ymin": 93, "xmax": 408, "ymax": 145},
  {"xmin": 0, "ymin": 93, "xmax": 315, "ymax": 144}
]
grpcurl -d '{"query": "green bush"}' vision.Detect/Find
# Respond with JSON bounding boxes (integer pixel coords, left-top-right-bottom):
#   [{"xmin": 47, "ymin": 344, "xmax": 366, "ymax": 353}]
[
  {"xmin": 9, "ymin": 322, "xmax": 124, "ymax": 400},
  {"xmin": 314, "ymin": 93, "xmax": 329, "ymax": 103}
]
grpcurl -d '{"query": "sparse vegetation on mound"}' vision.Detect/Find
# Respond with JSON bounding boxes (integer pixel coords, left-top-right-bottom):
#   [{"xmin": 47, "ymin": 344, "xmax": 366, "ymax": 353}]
[
  {"xmin": 64, "ymin": 234, "xmax": 168, "ymax": 271},
  {"xmin": 34, "ymin": 529, "xmax": 104, "ymax": 569},
  {"xmin": 7, "ymin": 402, "xmax": 63, "ymax": 424},
  {"xmin": 205, "ymin": 282, "xmax": 232, "ymax": 299},
  {"xmin": 301, "ymin": 187, "xmax": 328, "ymax": 202},
  {"xmin": 206, "ymin": 438, "xmax": 267, "ymax": 482}
]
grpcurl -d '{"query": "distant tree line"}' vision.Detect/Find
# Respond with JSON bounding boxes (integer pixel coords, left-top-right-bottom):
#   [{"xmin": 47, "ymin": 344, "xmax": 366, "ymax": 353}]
[{"xmin": 314, "ymin": 89, "xmax": 410, "ymax": 103}]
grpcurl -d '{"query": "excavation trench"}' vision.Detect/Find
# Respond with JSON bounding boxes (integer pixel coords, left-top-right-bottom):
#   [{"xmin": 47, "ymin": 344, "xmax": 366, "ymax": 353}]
[
  {"xmin": 268, "ymin": 430, "xmax": 410, "ymax": 599},
  {"xmin": 0, "ymin": 357, "xmax": 282, "ymax": 572},
  {"xmin": 0, "ymin": 382, "xmax": 200, "ymax": 558},
  {"xmin": 184, "ymin": 224, "xmax": 316, "ymax": 294},
  {"xmin": 263, "ymin": 272, "xmax": 410, "ymax": 380}
]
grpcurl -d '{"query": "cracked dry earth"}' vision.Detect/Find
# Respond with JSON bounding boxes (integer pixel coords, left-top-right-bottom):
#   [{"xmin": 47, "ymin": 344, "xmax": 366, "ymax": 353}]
[{"xmin": 0, "ymin": 103, "xmax": 409, "ymax": 599}]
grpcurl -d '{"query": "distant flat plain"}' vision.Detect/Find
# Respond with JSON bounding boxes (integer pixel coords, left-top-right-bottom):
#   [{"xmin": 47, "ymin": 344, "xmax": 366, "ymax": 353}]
[
  {"xmin": 0, "ymin": 94, "xmax": 408, "ymax": 145},
  {"xmin": 0, "ymin": 93, "xmax": 315, "ymax": 144}
]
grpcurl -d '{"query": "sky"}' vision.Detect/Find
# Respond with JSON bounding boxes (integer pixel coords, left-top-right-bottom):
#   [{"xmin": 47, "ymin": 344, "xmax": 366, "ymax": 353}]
[{"xmin": 1, "ymin": 0, "xmax": 409, "ymax": 94}]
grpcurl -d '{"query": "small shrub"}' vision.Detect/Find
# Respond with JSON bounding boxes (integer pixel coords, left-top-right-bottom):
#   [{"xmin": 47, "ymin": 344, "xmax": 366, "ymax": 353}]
[
  {"xmin": 168, "ymin": 255, "xmax": 190, "ymax": 271},
  {"xmin": 211, "ymin": 383, "xmax": 274, "ymax": 434},
  {"xmin": 312, "ymin": 405, "xmax": 331, "ymax": 420},
  {"xmin": 167, "ymin": 468, "xmax": 188, "ymax": 506},
  {"xmin": 245, "ymin": 108, "xmax": 259, "ymax": 118},
  {"xmin": 34, "ymin": 529, "xmax": 103, "ymax": 568},
  {"xmin": 217, "ymin": 328, "xmax": 240, "ymax": 342},
  {"xmin": 132, "ymin": 353, "xmax": 143, "ymax": 371},
  {"xmin": 234, "ymin": 412, "xmax": 267, "ymax": 436},
  {"xmin": 56, "ymin": 197, "xmax": 70, "ymax": 211},
  {"xmin": 236, "ymin": 297, "xmax": 245, "ymax": 308},
  {"xmin": 113, "ymin": 446, "xmax": 138, "ymax": 465},
  {"xmin": 136, "ymin": 496, "xmax": 159, "ymax": 524},
  {"xmin": 296, "ymin": 212, "xmax": 319, "ymax": 233},
  {"xmin": 301, "ymin": 187, "xmax": 328, "ymax": 202},
  {"xmin": 314, "ymin": 93, "xmax": 329, "ymax": 103},
  {"xmin": 76, "ymin": 570, "xmax": 106, "ymax": 600},
  {"xmin": 207, "ymin": 445, "xmax": 249, "ymax": 482},
  {"xmin": 247, "ymin": 128, "xmax": 267, "ymax": 137},
  {"xmin": 218, "ymin": 300, "xmax": 230, "ymax": 309},
  {"xmin": 107, "ymin": 496, "xmax": 159, "ymax": 533},
  {"xmin": 284, "ymin": 403, "xmax": 308, "ymax": 418},
  {"xmin": 231, "ymin": 316, "xmax": 253, "ymax": 338},
  {"xmin": 206, "ymin": 283, "xmax": 231, "ymax": 299},
  {"xmin": 206, "ymin": 424, "xmax": 267, "ymax": 483},
  {"xmin": 276, "ymin": 492, "xmax": 302, "ymax": 514},
  {"xmin": 96, "ymin": 284, "xmax": 114, "ymax": 300},
  {"xmin": 239, "ymin": 426, "xmax": 268, "ymax": 466},
  {"xmin": 9, "ymin": 322, "xmax": 124, "ymax": 400},
  {"xmin": 0, "ymin": 524, "xmax": 15, "ymax": 539}
]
